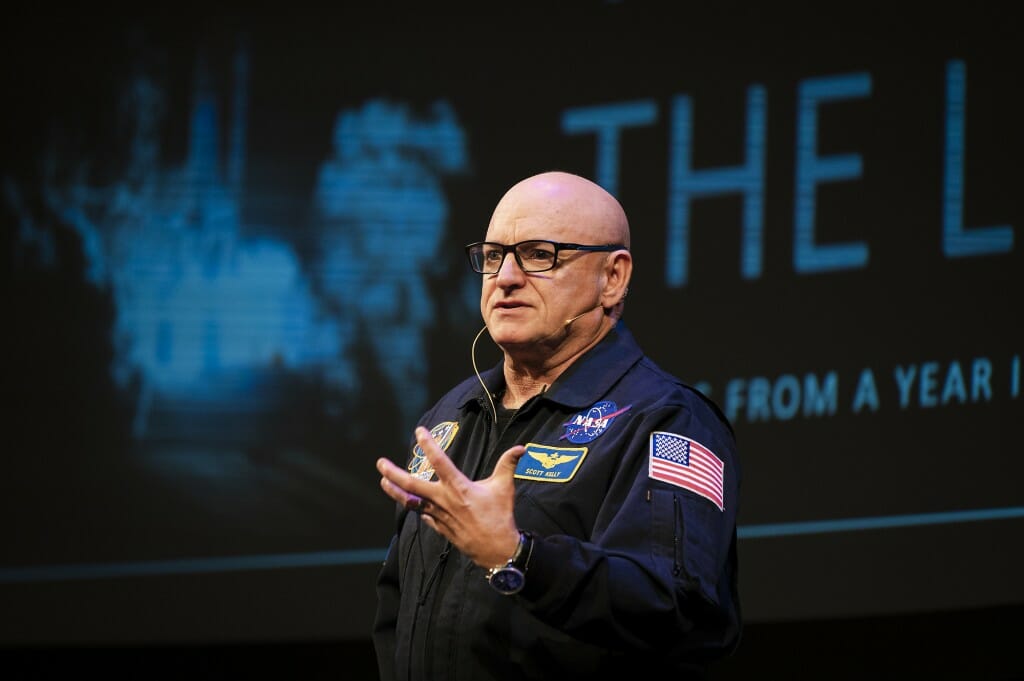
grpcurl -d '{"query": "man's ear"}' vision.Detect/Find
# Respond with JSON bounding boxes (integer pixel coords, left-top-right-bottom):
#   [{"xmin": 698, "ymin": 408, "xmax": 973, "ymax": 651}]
[{"xmin": 601, "ymin": 251, "xmax": 633, "ymax": 307}]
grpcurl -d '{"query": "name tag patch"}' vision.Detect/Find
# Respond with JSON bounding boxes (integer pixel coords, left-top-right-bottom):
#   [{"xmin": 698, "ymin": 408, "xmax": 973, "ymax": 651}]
[{"xmin": 515, "ymin": 443, "xmax": 588, "ymax": 482}]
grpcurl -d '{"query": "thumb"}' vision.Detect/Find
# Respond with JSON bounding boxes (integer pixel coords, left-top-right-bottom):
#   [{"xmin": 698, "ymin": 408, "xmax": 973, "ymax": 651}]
[{"xmin": 494, "ymin": 444, "xmax": 527, "ymax": 480}]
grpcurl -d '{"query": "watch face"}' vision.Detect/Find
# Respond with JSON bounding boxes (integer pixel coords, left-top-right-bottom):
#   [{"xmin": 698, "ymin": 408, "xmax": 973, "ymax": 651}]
[{"xmin": 488, "ymin": 566, "xmax": 525, "ymax": 595}]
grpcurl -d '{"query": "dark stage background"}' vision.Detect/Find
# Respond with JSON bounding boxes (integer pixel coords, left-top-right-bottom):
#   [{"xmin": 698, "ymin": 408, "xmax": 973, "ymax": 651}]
[{"xmin": 3, "ymin": 4, "xmax": 1022, "ymax": 679}]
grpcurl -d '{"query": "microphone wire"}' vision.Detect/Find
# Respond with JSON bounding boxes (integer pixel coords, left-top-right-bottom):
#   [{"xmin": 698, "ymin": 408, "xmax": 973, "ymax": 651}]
[{"xmin": 471, "ymin": 324, "xmax": 498, "ymax": 422}]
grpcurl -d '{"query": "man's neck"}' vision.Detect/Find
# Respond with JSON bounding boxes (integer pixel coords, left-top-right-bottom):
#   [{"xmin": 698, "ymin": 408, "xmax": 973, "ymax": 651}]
[
  {"xmin": 500, "ymin": 375, "xmax": 549, "ymax": 410},
  {"xmin": 500, "ymin": 323, "xmax": 613, "ymax": 408}
]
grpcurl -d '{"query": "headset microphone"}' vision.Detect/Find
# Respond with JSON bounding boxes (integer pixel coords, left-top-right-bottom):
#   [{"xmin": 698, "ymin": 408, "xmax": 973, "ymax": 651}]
[
  {"xmin": 471, "ymin": 303, "xmax": 603, "ymax": 422},
  {"xmin": 564, "ymin": 304, "xmax": 603, "ymax": 327}
]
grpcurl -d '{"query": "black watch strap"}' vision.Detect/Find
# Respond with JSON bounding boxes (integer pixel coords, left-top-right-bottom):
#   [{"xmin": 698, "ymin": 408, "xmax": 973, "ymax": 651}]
[
  {"xmin": 511, "ymin": 530, "xmax": 533, "ymax": 572},
  {"xmin": 486, "ymin": 530, "xmax": 534, "ymax": 595}
]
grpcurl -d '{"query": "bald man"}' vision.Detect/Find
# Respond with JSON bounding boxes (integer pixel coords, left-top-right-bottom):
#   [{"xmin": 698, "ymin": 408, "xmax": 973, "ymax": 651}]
[{"xmin": 374, "ymin": 171, "xmax": 741, "ymax": 680}]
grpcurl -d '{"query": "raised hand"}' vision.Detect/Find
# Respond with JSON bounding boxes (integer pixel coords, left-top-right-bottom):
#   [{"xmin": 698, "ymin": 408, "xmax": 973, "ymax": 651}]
[{"xmin": 377, "ymin": 426, "xmax": 527, "ymax": 567}]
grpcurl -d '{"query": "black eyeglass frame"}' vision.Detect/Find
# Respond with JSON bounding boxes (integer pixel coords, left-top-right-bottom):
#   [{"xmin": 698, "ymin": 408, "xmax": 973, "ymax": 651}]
[{"xmin": 464, "ymin": 240, "xmax": 627, "ymax": 274}]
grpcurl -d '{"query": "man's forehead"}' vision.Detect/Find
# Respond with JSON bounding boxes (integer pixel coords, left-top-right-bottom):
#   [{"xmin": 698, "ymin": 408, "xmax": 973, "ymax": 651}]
[{"xmin": 486, "ymin": 215, "xmax": 585, "ymax": 243}]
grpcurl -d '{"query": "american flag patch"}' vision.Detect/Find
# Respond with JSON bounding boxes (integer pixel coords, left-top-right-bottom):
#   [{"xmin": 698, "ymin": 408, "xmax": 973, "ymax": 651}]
[{"xmin": 649, "ymin": 431, "xmax": 725, "ymax": 511}]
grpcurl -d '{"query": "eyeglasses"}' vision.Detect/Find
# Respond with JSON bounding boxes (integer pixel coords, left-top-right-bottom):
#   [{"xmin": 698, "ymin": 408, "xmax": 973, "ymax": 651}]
[{"xmin": 465, "ymin": 240, "xmax": 626, "ymax": 274}]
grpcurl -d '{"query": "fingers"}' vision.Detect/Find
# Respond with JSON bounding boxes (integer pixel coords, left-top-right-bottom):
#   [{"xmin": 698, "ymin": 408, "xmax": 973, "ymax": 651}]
[
  {"xmin": 418, "ymin": 512, "xmax": 444, "ymax": 537},
  {"xmin": 376, "ymin": 426, "xmax": 460, "ymax": 521},
  {"xmin": 378, "ymin": 472, "xmax": 417, "ymax": 508},
  {"xmin": 385, "ymin": 484, "xmax": 447, "ymax": 538},
  {"xmin": 415, "ymin": 426, "xmax": 464, "ymax": 483},
  {"xmin": 377, "ymin": 457, "xmax": 430, "ymax": 508}
]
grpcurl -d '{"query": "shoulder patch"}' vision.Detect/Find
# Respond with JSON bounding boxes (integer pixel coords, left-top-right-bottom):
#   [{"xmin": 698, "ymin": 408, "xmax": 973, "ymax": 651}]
[
  {"xmin": 408, "ymin": 421, "xmax": 459, "ymax": 480},
  {"xmin": 648, "ymin": 431, "xmax": 725, "ymax": 511},
  {"xmin": 515, "ymin": 443, "xmax": 588, "ymax": 482}
]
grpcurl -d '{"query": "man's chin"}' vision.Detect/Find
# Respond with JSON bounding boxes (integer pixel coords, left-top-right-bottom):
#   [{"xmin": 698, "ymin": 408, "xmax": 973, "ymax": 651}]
[
  {"xmin": 487, "ymin": 325, "xmax": 538, "ymax": 350},
  {"xmin": 489, "ymin": 332, "xmax": 532, "ymax": 349}
]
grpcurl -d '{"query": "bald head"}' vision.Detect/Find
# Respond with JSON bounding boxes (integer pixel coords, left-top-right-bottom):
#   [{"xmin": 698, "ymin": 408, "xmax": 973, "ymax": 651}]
[
  {"xmin": 488, "ymin": 171, "xmax": 631, "ymax": 249},
  {"xmin": 480, "ymin": 170, "xmax": 634, "ymax": 363}
]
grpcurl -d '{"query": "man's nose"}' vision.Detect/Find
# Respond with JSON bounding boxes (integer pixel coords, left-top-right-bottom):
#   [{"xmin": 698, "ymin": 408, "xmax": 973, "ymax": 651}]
[{"xmin": 495, "ymin": 250, "xmax": 525, "ymax": 278}]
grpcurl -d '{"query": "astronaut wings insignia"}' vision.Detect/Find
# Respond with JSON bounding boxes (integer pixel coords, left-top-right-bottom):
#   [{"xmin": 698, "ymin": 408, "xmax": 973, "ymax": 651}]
[
  {"xmin": 528, "ymin": 451, "xmax": 579, "ymax": 469},
  {"xmin": 515, "ymin": 443, "xmax": 589, "ymax": 483}
]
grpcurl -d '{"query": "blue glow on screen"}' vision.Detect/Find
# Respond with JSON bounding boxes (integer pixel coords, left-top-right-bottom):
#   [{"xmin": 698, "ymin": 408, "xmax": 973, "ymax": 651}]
[
  {"xmin": 314, "ymin": 99, "xmax": 467, "ymax": 426},
  {"xmin": 23, "ymin": 44, "xmax": 469, "ymax": 444},
  {"xmin": 942, "ymin": 59, "xmax": 1014, "ymax": 257},
  {"xmin": 2, "ymin": 17, "xmax": 1019, "ymax": 639},
  {"xmin": 562, "ymin": 99, "xmax": 658, "ymax": 195},
  {"xmin": 666, "ymin": 86, "xmax": 766, "ymax": 287},
  {"xmin": 793, "ymin": 72, "xmax": 871, "ymax": 274},
  {"xmin": 3, "ymin": 505, "xmax": 1021, "ymax": 583}
]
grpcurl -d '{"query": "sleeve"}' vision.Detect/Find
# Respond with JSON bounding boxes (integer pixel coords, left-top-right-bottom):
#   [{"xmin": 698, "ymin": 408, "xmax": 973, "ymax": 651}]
[
  {"xmin": 371, "ymin": 534, "xmax": 400, "ymax": 681},
  {"xmin": 516, "ymin": 399, "xmax": 742, "ymax": 665}
]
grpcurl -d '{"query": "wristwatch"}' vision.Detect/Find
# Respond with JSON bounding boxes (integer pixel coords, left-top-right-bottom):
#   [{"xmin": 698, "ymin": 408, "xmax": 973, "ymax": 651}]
[{"xmin": 485, "ymin": 530, "xmax": 534, "ymax": 595}]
